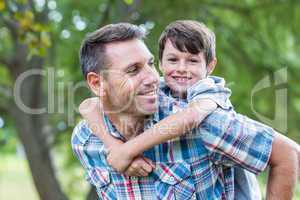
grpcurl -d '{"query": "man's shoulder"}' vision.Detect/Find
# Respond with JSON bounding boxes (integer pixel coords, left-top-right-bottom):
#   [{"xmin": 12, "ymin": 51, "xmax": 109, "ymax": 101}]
[{"xmin": 71, "ymin": 120, "xmax": 94, "ymax": 146}]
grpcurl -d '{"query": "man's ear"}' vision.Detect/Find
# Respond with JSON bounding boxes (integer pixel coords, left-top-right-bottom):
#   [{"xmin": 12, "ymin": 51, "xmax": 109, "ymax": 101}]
[
  {"xmin": 86, "ymin": 72, "xmax": 106, "ymax": 97},
  {"xmin": 207, "ymin": 58, "xmax": 217, "ymax": 75}
]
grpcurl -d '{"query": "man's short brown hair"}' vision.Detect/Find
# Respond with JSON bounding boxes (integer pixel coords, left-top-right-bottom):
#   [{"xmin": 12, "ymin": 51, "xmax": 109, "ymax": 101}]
[
  {"xmin": 158, "ymin": 20, "xmax": 216, "ymax": 64},
  {"xmin": 80, "ymin": 23, "xmax": 145, "ymax": 79}
]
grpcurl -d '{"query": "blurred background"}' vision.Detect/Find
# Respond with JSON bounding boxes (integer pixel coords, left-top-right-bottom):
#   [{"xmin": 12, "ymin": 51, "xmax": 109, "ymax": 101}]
[{"xmin": 0, "ymin": 0, "xmax": 299, "ymax": 199}]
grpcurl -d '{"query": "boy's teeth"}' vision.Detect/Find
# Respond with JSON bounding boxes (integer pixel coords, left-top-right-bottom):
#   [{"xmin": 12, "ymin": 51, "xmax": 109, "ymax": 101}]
[{"xmin": 175, "ymin": 77, "xmax": 188, "ymax": 82}]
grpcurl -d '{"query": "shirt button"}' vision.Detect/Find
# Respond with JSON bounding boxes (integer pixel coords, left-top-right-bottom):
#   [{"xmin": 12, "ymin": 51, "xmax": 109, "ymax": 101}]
[{"xmin": 169, "ymin": 177, "xmax": 175, "ymax": 182}]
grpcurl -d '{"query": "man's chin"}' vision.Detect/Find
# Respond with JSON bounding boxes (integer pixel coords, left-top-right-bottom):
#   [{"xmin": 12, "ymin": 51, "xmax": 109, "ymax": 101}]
[{"xmin": 135, "ymin": 103, "xmax": 158, "ymax": 116}]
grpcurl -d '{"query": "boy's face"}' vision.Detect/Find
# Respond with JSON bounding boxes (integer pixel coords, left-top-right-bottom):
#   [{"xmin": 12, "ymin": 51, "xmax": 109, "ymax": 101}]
[{"xmin": 160, "ymin": 39, "xmax": 213, "ymax": 98}]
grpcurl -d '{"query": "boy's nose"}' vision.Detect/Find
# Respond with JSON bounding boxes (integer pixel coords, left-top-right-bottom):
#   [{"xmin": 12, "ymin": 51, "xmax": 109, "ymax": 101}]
[{"xmin": 177, "ymin": 61, "xmax": 187, "ymax": 72}]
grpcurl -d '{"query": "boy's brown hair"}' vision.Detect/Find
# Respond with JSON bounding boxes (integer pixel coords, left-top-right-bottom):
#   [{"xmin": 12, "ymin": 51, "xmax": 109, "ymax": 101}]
[{"xmin": 158, "ymin": 20, "xmax": 216, "ymax": 64}]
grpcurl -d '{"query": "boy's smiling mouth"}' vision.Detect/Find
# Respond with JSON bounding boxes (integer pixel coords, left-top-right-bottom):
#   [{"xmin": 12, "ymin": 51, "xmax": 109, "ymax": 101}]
[{"xmin": 172, "ymin": 76, "xmax": 192, "ymax": 84}]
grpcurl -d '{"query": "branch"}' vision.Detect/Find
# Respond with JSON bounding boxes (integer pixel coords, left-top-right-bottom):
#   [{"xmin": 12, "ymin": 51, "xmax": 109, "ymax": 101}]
[
  {"xmin": 0, "ymin": 83, "xmax": 12, "ymax": 99},
  {"xmin": 28, "ymin": 0, "xmax": 36, "ymax": 13},
  {"xmin": 0, "ymin": 57, "xmax": 10, "ymax": 67},
  {"xmin": 0, "ymin": 105, "xmax": 8, "ymax": 113},
  {"xmin": 98, "ymin": 0, "xmax": 113, "ymax": 27},
  {"xmin": 202, "ymin": 1, "xmax": 250, "ymax": 14},
  {"xmin": 203, "ymin": 0, "xmax": 299, "ymax": 14},
  {"xmin": 0, "ymin": 12, "xmax": 19, "ymax": 36},
  {"xmin": 120, "ymin": 0, "xmax": 142, "ymax": 22}
]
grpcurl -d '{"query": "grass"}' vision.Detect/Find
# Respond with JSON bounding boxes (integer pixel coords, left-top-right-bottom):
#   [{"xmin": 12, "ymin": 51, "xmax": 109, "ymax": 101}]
[
  {"xmin": 0, "ymin": 154, "xmax": 89, "ymax": 200},
  {"xmin": 1, "ymin": 154, "xmax": 300, "ymax": 199},
  {"xmin": 0, "ymin": 155, "xmax": 38, "ymax": 200}
]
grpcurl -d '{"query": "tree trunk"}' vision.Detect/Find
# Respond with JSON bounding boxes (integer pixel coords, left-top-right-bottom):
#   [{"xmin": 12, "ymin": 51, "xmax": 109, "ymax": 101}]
[
  {"xmin": 86, "ymin": 186, "xmax": 98, "ymax": 200},
  {"xmin": 11, "ymin": 107, "xmax": 68, "ymax": 200},
  {"xmin": 9, "ymin": 54, "xmax": 68, "ymax": 200}
]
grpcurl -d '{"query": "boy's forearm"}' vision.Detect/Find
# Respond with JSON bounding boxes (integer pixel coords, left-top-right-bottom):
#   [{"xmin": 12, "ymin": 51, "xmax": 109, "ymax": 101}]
[
  {"xmin": 125, "ymin": 99, "xmax": 217, "ymax": 158},
  {"xmin": 87, "ymin": 116, "xmax": 123, "ymax": 148}
]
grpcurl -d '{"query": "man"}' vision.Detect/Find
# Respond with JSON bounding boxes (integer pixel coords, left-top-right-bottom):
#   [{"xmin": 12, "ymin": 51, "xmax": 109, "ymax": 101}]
[{"xmin": 72, "ymin": 23, "xmax": 300, "ymax": 199}]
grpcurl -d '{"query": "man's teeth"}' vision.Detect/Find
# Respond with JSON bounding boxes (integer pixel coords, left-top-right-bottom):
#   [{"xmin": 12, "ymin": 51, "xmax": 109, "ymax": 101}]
[
  {"xmin": 144, "ymin": 91, "xmax": 156, "ymax": 95},
  {"xmin": 141, "ymin": 90, "xmax": 156, "ymax": 96}
]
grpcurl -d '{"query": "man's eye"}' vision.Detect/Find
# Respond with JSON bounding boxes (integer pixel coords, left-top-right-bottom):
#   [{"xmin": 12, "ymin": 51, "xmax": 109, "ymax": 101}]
[
  {"xmin": 148, "ymin": 61, "xmax": 155, "ymax": 67},
  {"xmin": 127, "ymin": 66, "xmax": 138, "ymax": 74}
]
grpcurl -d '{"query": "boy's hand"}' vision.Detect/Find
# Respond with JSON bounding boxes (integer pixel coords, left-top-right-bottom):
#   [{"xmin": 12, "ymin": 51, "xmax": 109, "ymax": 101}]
[
  {"xmin": 79, "ymin": 97, "xmax": 101, "ymax": 118},
  {"xmin": 106, "ymin": 143, "xmax": 134, "ymax": 172},
  {"xmin": 124, "ymin": 156, "xmax": 155, "ymax": 177},
  {"xmin": 107, "ymin": 144, "xmax": 154, "ymax": 176}
]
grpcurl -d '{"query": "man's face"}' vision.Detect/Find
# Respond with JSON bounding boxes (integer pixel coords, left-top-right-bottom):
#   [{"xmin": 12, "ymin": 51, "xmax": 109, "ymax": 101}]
[
  {"xmin": 160, "ymin": 39, "xmax": 209, "ymax": 98},
  {"xmin": 103, "ymin": 39, "xmax": 159, "ymax": 116}
]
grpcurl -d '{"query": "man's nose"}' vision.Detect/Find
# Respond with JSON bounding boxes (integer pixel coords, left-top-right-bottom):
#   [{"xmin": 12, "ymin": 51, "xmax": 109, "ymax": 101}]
[{"xmin": 143, "ymin": 66, "xmax": 159, "ymax": 86}]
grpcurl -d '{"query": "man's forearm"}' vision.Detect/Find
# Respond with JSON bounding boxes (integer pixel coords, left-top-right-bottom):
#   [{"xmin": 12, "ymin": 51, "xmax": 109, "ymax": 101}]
[
  {"xmin": 266, "ymin": 133, "xmax": 300, "ymax": 200},
  {"xmin": 267, "ymin": 163, "xmax": 297, "ymax": 199},
  {"xmin": 125, "ymin": 99, "xmax": 217, "ymax": 158}
]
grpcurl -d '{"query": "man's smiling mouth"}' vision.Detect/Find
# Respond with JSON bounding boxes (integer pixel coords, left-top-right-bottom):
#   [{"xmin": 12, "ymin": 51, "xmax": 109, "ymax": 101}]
[{"xmin": 137, "ymin": 89, "xmax": 157, "ymax": 96}]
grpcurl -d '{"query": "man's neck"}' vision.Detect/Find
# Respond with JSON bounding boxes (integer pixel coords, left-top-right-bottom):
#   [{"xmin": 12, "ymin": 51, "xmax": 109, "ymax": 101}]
[
  {"xmin": 102, "ymin": 98, "xmax": 145, "ymax": 140},
  {"xmin": 105, "ymin": 112, "xmax": 145, "ymax": 141}
]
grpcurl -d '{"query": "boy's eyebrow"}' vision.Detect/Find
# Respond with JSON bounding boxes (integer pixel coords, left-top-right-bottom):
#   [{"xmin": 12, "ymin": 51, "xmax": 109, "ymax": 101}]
[
  {"xmin": 188, "ymin": 54, "xmax": 201, "ymax": 59},
  {"xmin": 164, "ymin": 53, "xmax": 177, "ymax": 57}
]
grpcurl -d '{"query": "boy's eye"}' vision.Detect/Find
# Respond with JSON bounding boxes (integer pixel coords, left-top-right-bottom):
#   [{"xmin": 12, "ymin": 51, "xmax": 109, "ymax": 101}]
[
  {"xmin": 167, "ymin": 58, "xmax": 177, "ymax": 62},
  {"xmin": 189, "ymin": 59, "xmax": 199, "ymax": 63}
]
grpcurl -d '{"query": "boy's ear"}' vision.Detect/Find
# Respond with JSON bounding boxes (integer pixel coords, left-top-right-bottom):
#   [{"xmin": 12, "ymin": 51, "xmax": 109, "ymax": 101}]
[
  {"xmin": 86, "ymin": 72, "xmax": 106, "ymax": 97},
  {"xmin": 207, "ymin": 58, "xmax": 217, "ymax": 75}
]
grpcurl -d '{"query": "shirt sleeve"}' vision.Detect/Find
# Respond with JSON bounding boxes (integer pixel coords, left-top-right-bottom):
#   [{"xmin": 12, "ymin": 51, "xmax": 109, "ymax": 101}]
[
  {"xmin": 187, "ymin": 77, "xmax": 232, "ymax": 110},
  {"xmin": 199, "ymin": 108, "xmax": 274, "ymax": 174},
  {"xmin": 71, "ymin": 121, "xmax": 110, "ymax": 181}
]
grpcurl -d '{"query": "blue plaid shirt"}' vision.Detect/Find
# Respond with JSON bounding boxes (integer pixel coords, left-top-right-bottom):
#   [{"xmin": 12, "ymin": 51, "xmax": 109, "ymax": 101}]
[{"xmin": 72, "ymin": 76, "xmax": 274, "ymax": 200}]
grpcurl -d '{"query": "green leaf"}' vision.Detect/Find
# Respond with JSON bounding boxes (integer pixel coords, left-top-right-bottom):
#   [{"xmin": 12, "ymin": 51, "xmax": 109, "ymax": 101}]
[
  {"xmin": 124, "ymin": 0, "xmax": 133, "ymax": 5},
  {"xmin": 40, "ymin": 31, "xmax": 51, "ymax": 47},
  {"xmin": 0, "ymin": 0, "xmax": 5, "ymax": 11}
]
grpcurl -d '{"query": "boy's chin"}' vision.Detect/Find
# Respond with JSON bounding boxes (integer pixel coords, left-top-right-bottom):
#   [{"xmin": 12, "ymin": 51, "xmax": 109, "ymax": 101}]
[{"xmin": 170, "ymin": 87, "xmax": 188, "ymax": 98}]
